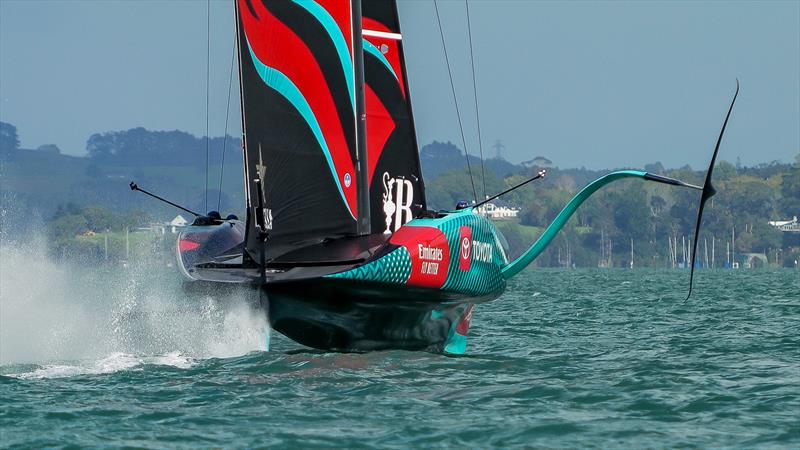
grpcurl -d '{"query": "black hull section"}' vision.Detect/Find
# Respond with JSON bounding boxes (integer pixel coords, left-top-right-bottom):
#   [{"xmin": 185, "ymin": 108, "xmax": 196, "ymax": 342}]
[{"xmin": 264, "ymin": 279, "xmax": 493, "ymax": 353}]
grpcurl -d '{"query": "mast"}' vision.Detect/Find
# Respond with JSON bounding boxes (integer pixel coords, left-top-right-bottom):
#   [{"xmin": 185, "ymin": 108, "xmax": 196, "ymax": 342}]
[
  {"xmin": 234, "ymin": 1, "xmax": 249, "ymax": 213},
  {"xmin": 682, "ymin": 236, "xmax": 686, "ymax": 267},
  {"xmin": 727, "ymin": 240, "xmax": 730, "ymax": 266},
  {"xmin": 352, "ymin": 0, "xmax": 370, "ymax": 235},
  {"xmin": 630, "ymin": 237, "xmax": 634, "ymax": 269}
]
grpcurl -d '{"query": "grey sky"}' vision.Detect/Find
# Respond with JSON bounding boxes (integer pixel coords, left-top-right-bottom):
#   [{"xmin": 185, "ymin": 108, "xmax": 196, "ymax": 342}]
[{"xmin": 1, "ymin": 0, "xmax": 798, "ymax": 169}]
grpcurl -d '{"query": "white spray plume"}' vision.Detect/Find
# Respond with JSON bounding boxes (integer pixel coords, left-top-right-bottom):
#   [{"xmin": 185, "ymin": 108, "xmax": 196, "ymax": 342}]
[{"xmin": 0, "ymin": 231, "xmax": 268, "ymax": 368}]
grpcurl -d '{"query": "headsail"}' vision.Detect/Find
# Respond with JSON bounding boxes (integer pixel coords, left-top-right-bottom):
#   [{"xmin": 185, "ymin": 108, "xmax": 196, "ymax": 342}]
[
  {"xmin": 361, "ymin": 1, "xmax": 426, "ymax": 234},
  {"xmin": 236, "ymin": 0, "xmax": 361, "ymax": 259}
]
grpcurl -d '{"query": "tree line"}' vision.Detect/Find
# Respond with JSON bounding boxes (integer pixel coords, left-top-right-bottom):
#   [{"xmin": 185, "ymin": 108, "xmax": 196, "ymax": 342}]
[
  {"xmin": 421, "ymin": 141, "xmax": 799, "ymax": 268},
  {"xmin": 2, "ymin": 122, "xmax": 797, "ymax": 268}
]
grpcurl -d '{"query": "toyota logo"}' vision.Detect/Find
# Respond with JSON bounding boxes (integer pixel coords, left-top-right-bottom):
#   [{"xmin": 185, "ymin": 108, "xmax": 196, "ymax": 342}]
[{"xmin": 460, "ymin": 237, "xmax": 471, "ymax": 260}]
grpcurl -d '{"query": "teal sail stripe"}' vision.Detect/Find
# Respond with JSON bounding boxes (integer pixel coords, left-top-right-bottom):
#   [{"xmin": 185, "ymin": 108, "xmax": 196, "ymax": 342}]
[
  {"xmin": 501, "ymin": 170, "xmax": 647, "ymax": 279},
  {"xmin": 246, "ymin": 41, "xmax": 354, "ymax": 219},
  {"xmin": 363, "ymin": 39, "xmax": 399, "ymax": 81},
  {"xmin": 293, "ymin": 0, "xmax": 355, "ymax": 109}
]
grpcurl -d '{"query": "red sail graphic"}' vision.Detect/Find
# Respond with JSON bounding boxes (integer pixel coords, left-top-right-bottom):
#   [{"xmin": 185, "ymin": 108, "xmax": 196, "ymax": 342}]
[{"xmin": 236, "ymin": 0, "xmax": 360, "ymax": 261}]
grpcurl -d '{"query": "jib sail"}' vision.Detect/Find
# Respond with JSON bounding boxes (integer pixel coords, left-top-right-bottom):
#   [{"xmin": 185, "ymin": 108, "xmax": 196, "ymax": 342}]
[{"xmin": 361, "ymin": 0, "xmax": 426, "ymax": 234}]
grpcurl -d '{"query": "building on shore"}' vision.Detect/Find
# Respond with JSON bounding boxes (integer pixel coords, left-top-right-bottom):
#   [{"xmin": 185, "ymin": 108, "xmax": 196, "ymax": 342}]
[
  {"xmin": 136, "ymin": 214, "xmax": 189, "ymax": 235},
  {"xmin": 768, "ymin": 216, "xmax": 799, "ymax": 233},
  {"xmin": 476, "ymin": 203, "xmax": 520, "ymax": 220}
]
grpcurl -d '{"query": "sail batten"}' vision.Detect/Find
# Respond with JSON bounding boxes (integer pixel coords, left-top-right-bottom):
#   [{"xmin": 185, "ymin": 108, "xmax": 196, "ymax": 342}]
[{"xmin": 362, "ymin": 29, "xmax": 402, "ymax": 40}]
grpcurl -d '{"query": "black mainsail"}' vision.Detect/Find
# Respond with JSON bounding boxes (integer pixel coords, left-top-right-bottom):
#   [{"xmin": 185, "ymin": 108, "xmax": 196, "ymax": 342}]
[
  {"xmin": 237, "ymin": 0, "xmax": 362, "ymax": 261},
  {"xmin": 236, "ymin": 0, "xmax": 426, "ymax": 263}
]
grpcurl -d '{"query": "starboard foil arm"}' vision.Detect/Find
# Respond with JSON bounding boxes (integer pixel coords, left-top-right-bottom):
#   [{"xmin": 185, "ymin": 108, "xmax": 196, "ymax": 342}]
[
  {"xmin": 500, "ymin": 170, "xmax": 705, "ymax": 280},
  {"xmin": 501, "ymin": 170, "xmax": 649, "ymax": 279},
  {"xmin": 501, "ymin": 81, "xmax": 739, "ymax": 302}
]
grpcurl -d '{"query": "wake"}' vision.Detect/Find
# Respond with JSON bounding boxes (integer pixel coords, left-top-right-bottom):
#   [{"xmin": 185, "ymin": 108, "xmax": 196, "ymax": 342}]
[{"xmin": 0, "ymin": 233, "xmax": 268, "ymax": 378}]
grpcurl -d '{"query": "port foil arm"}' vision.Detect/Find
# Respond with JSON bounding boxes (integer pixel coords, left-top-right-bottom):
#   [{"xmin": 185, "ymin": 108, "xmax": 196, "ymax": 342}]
[
  {"xmin": 501, "ymin": 170, "xmax": 647, "ymax": 279},
  {"xmin": 501, "ymin": 81, "xmax": 737, "ymax": 292},
  {"xmin": 500, "ymin": 168, "xmax": 714, "ymax": 279}
]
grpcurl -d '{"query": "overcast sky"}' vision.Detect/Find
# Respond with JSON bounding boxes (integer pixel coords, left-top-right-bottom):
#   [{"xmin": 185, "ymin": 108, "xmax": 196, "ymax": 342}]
[{"xmin": 1, "ymin": 0, "xmax": 798, "ymax": 169}]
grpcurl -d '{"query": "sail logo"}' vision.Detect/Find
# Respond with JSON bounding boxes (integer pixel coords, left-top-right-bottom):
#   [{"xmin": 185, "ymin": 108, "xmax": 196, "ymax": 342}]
[{"xmin": 382, "ymin": 172, "xmax": 414, "ymax": 234}]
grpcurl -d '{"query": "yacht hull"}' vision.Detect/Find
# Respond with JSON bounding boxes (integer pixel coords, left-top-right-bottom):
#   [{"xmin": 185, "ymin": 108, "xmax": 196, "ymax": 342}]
[
  {"xmin": 180, "ymin": 210, "xmax": 509, "ymax": 354},
  {"xmin": 264, "ymin": 279, "xmax": 493, "ymax": 353}
]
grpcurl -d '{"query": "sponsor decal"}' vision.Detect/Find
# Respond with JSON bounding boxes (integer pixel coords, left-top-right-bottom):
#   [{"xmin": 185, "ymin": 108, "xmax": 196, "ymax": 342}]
[
  {"xmin": 390, "ymin": 226, "xmax": 450, "ymax": 288},
  {"xmin": 382, "ymin": 172, "xmax": 414, "ymax": 234},
  {"xmin": 418, "ymin": 243, "xmax": 443, "ymax": 277},
  {"xmin": 344, "ymin": 172, "xmax": 351, "ymax": 188},
  {"xmin": 473, "ymin": 240, "xmax": 493, "ymax": 263},
  {"xmin": 459, "ymin": 226, "xmax": 472, "ymax": 271},
  {"xmin": 459, "ymin": 226, "xmax": 492, "ymax": 271}
]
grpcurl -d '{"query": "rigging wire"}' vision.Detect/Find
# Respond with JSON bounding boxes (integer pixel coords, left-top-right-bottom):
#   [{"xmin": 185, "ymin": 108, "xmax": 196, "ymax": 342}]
[
  {"xmin": 434, "ymin": 0, "xmax": 478, "ymax": 205},
  {"xmin": 204, "ymin": 0, "xmax": 211, "ymax": 213},
  {"xmin": 217, "ymin": 34, "xmax": 237, "ymax": 211},
  {"xmin": 465, "ymin": 0, "xmax": 487, "ymax": 201}
]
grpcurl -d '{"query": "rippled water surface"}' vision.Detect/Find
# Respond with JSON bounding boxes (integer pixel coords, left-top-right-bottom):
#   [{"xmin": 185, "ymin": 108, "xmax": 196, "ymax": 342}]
[{"xmin": 1, "ymin": 254, "xmax": 798, "ymax": 448}]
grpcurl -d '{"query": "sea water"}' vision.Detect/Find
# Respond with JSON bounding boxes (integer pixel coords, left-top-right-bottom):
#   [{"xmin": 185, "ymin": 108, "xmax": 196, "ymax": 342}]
[{"xmin": 1, "ymin": 240, "xmax": 798, "ymax": 448}]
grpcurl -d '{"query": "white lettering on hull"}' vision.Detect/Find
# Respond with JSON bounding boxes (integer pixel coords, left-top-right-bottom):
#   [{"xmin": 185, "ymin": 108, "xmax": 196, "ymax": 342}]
[{"xmin": 472, "ymin": 240, "xmax": 493, "ymax": 263}]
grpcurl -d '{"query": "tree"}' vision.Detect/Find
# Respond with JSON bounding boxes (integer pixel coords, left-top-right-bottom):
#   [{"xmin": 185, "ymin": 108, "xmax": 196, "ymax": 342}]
[
  {"xmin": 82, "ymin": 205, "xmax": 119, "ymax": 232},
  {"xmin": 611, "ymin": 187, "xmax": 650, "ymax": 241},
  {"xmin": 0, "ymin": 121, "xmax": 20, "ymax": 154},
  {"xmin": 644, "ymin": 162, "xmax": 665, "ymax": 175},
  {"xmin": 49, "ymin": 213, "xmax": 88, "ymax": 242},
  {"xmin": 714, "ymin": 160, "xmax": 737, "ymax": 180},
  {"xmin": 779, "ymin": 154, "xmax": 800, "ymax": 215},
  {"xmin": 86, "ymin": 132, "xmax": 115, "ymax": 160},
  {"xmin": 36, "ymin": 144, "xmax": 61, "ymax": 154}
]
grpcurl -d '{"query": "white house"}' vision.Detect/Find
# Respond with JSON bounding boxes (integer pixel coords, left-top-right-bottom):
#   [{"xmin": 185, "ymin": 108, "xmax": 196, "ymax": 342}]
[
  {"xmin": 169, "ymin": 215, "xmax": 189, "ymax": 234},
  {"xmin": 768, "ymin": 216, "xmax": 800, "ymax": 232},
  {"xmin": 476, "ymin": 203, "xmax": 520, "ymax": 220}
]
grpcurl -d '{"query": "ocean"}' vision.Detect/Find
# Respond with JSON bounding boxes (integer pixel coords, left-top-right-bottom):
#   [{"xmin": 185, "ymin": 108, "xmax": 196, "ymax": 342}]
[{"xmin": 1, "ymin": 242, "xmax": 798, "ymax": 448}]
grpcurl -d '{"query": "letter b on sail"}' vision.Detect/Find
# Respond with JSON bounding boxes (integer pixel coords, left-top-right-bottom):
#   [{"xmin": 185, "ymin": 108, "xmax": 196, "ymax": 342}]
[{"xmin": 382, "ymin": 172, "xmax": 414, "ymax": 234}]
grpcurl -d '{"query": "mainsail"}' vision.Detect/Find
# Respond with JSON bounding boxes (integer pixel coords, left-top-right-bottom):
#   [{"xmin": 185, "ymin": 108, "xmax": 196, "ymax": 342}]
[
  {"xmin": 236, "ymin": 0, "xmax": 426, "ymax": 262},
  {"xmin": 237, "ymin": 0, "xmax": 361, "ymax": 260}
]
